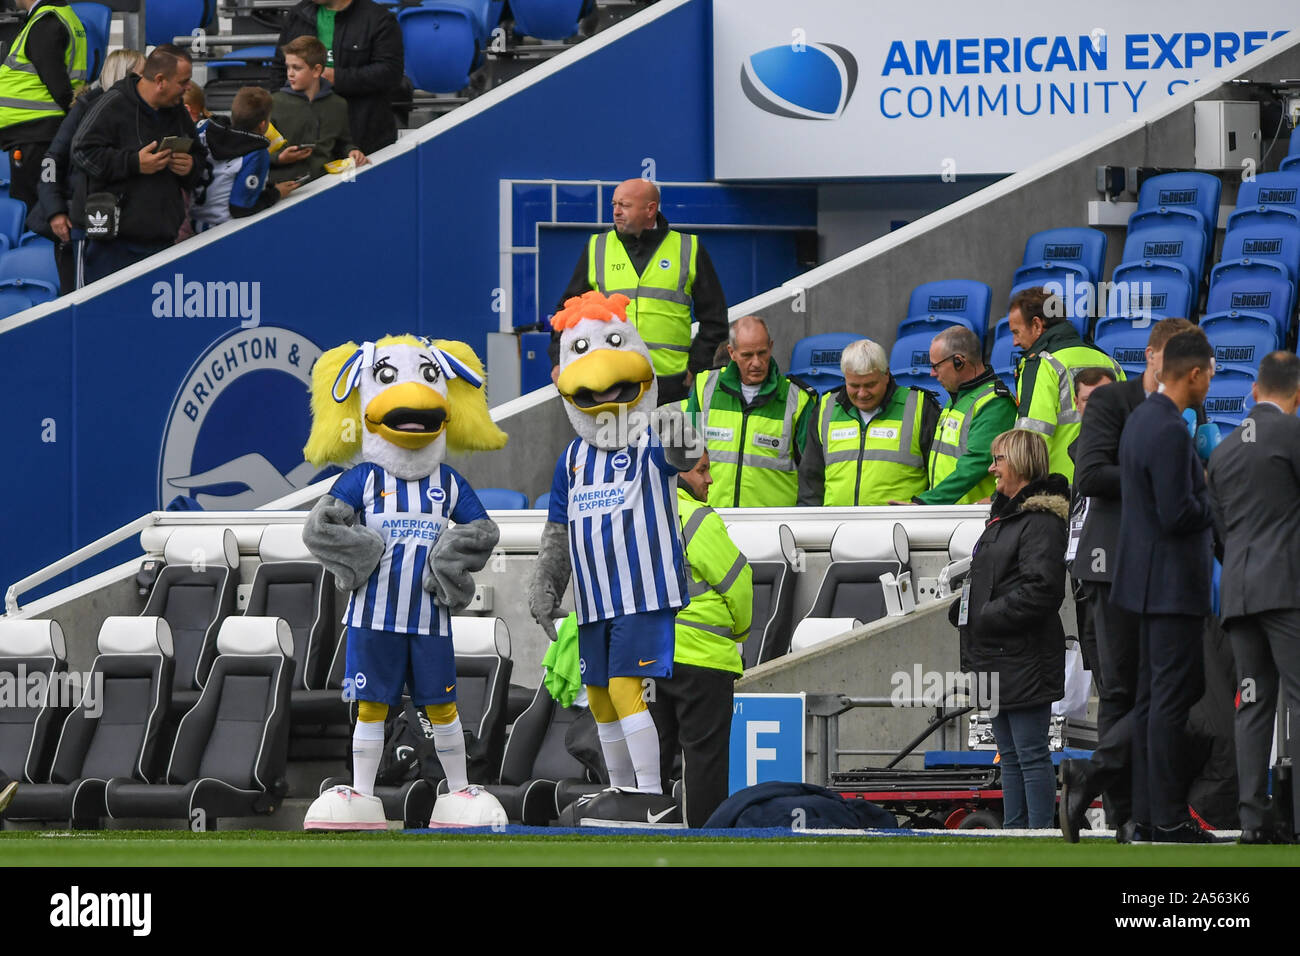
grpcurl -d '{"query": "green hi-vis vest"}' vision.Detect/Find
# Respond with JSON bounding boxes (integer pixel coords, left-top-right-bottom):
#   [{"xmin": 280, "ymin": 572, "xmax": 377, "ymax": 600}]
[
  {"xmin": 674, "ymin": 488, "xmax": 751, "ymax": 675},
  {"xmin": 1016, "ymin": 345, "xmax": 1124, "ymax": 482},
  {"xmin": 929, "ymin": 381, "xmax": 1007, "ymax": 504},
  {"xmin": 818, "ymin": 387, "xmax": 928, "ymax": 506},
  {"xmin": 589, "ymin": 229, "xmax": 697, "ymax": 377},
  {"xmin": 694, "ymin": 369, "xmax": 810, "ymax": 507},
  {"xmin": 0, "ymin": 4, "xmax": 86, "ymax": 128}
]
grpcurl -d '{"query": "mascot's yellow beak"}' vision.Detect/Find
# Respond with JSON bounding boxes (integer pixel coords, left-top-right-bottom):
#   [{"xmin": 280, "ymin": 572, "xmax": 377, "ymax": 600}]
[
  {"xmin": 364, "ymin": 383, "xmax": 449, "ymax": 449},
  {"xmin": 557, "ymin": 349, "xmax": 654, "ymax": 417}
]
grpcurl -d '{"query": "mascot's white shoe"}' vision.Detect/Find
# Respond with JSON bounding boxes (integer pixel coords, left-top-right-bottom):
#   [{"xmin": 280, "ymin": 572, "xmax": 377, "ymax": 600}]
[
  {"xmin": 428, "ymin": 785, "xmax": 508, "ymax": 829},
  {"xmin": 303, "ymin": 785, "xmax": 387, "ymax": 831}
]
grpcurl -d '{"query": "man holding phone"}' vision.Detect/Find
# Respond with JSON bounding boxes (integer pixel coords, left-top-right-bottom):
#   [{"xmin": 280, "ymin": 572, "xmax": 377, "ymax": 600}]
[{"xmin": 70, "ymin": 44, "xmax": 206, "ymax": 285}]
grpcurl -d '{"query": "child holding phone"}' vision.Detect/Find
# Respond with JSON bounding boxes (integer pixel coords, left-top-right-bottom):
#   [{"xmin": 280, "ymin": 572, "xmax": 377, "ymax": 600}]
[{"xmin": 269, "ymin": 36, "xmax": 368, "ymax": 186}]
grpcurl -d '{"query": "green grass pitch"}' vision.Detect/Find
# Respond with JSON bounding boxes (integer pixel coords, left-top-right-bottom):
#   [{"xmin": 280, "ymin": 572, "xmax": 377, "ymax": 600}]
[{"xmin": 0, "ymin": 830, "xmax": 1295, "ymax": 866}]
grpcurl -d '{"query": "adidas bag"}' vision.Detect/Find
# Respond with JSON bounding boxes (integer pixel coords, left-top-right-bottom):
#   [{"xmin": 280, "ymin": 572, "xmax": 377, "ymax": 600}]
[{"xmin": 84, "ymin": 192, "xmax": 120, "ymax": 239}]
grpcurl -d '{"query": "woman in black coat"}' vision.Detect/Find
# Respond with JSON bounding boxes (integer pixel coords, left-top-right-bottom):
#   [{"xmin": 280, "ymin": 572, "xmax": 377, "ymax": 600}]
[{"xmin": 950, "ymin": 428, "xmax": 1069, "ymax": 828}]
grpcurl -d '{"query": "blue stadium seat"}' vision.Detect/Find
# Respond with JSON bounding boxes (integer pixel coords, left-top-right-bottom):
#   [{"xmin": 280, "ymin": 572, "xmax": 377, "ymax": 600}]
[
  {"xmin": 421, "ymin": 0, "xmax": 504, "ymax": 41},
  {"xmin": 1290, "ymin": 126, "xmax": 1300, "ymax": 157},
  {"xmin": 903, "ymin": 279, "xmax": 991, "ymax": 341},
  {"xmin": 1018, "ymin": 227, "xmax": 1107, "ymax": 285},
  {"xmin": 1206, "ymin": 258, "xmax": 1295, "ymax": 335},
  {"xmin": 1201, "ymin": 311, "xmax": 1280, "ymax": 369},
  {"xmin": 1218, "ymin": 212, "xmax": 1300, "ymax": 288},
  {"xmin": 510, "ymin": 0, "xmax": 591, "ymax": 40},
  {"xmin": 70, "ymin": 2, "xmax": 111, "ymax": 83},
  {"xmin": 1122, "ymin": 208, "xmax": 1208, "ymax": 296},
  {"xmin": 1009, "ymin": 264, "xmax": 1093, "ymax": 336},
  {"xmin": 1108, "ymin": 260, "xmax": 1195, "ymax": 321},
  {"xmin": 0, "ymin": 244, "xmax": 59, "ymax": 301},
  {"xmin": 208, "ymin": 45, "xmax": 277, "ymax": 71},
  {"xmin": 0, "ymin": 287, "xmax": 34, "ymax": 319},
  {"xmin": 988, "ymin": 316, "xmax": 1018, "ymax": 394},
  {"xmin": 476, "ymin": 488, "xmax": 530, "ymax": 510},
  {"xmin": 0, "ymin": 151, "xmax": 8, "ymax": 186},
  {"xmin": 1282, "ymin": 155, "xmax": 1300, "ymax": 173},
  {"xmin": 0, "ymin": 197, "xmax": 27, "ymax": 248},
  {"xmin": 1203, "ymin": 366, "xmax": 1256, "ymax": 434},
  {"xmin": 399, "ymin": 4, "xmax": 484, "ymax": 93},
  {"xmin": 1225, "ymin": 205, "xmax": 1300, "ymax": 233},
  {"xmin": 888, "ymin": 328, "xmax": 938, "ymax": 393},
  {"xmin": 1136, "ymin": 171, "xmax": 1221, "ymax": 252},
  {"xmin": 1236, "ymin": 171, "xmax": 1300, "ymax": 213},
  {"xmin": 533, "ymin": 491, "xmax": 551, "ymax": 511},
  {"xmin": 788, "ymin": 332, "xmax": 864, "ymax": 390},
  {"xmin": 1092, "ymin": 315, "xmax": 1154, "ymax": 377},
  {"xmin": 144, "ymin": 0, "xmax": 210, "ymax": 46}
]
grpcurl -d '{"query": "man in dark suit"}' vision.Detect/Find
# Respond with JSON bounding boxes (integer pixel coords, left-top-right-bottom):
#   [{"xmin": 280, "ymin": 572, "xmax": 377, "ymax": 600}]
[
  {"xmin": 1060, "ymin": 319, "xmax": 1197, "ymax": 842},
  {"xmin": 1207, "ymin": 350, "xmax": 1300, "ymax": 844},
  {"xmin": 1112, "ymin": 330, "xmax": 1217, "ymax": 843}
]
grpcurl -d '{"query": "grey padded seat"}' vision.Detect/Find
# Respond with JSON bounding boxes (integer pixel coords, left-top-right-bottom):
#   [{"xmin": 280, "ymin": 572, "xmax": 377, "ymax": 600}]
[
  {"xmin": 141, "ymin": 527, "xmax": 239, "ymax": 712},
  {"xmin": 6, "ymin": 618, "xmax": 173, "ymax": 826},
  {"xmin": 247, "ymin": 524, "xmax": 335, "ymax": 691},
  {"xmin": 104, "ymin": 617, "xmax": 293, "ymax": 825},
  {"xmin": 0, "ymin": 620, "xmax": 69, "ymax": 786},
  {"xmin": 726, "ymin": 522, "xmax": 798, "ymax": 667}
]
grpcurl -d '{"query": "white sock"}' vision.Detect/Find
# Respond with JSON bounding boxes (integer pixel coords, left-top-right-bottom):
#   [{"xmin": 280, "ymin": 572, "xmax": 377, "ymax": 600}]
[
  {"xmin": 351, "ymin": 720, "xmax": 386, "ymax": 796},
  {"xmin": 620, "ymin": 709, "xmax": 661, "ymax": 795},
  {"xmin": 596, "ymin": 720, "xmax": 637, "ymax": 788},
  {"xmin": 432, "ymin": 717, "xmax": 469, "ymax": 792}
]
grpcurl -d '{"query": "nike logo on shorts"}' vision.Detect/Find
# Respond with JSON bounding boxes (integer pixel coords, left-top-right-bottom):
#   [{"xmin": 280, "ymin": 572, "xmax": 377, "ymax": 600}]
[{"xmin": 638, "ymin": 659, "xmax": 656, "ymax": 667}]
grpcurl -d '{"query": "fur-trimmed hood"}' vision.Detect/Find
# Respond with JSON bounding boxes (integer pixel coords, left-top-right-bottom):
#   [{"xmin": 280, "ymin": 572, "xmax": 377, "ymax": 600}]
[{"xmin": 989, "ymin": 473, "xmax": 1070, "ymax": 523}]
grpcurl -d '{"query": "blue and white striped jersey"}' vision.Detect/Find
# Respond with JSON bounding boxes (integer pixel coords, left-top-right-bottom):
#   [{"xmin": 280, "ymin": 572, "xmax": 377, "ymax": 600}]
[
  {"xmin": 330, "ymin": 462, "xmax": 488, "ymax": 636},
  {"xmin": 548, "ymin": 427, "xmax": 689, "ymax": 624}
]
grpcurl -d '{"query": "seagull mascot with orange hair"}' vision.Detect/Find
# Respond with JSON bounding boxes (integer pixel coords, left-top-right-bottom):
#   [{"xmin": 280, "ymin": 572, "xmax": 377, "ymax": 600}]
[
  {"xmin": 298, "ymin": 334, "xmax": 508, "ymax": 830},
  {"xmin": 530, "ymin": 291, "xmax": 702, "ymax": 824}
]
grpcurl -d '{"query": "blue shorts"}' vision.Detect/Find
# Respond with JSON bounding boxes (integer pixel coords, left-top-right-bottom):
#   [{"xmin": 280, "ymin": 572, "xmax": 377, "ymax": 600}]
[
  {"xmin": 578, "ymin": 608, "xmax": 676, "ymax": 686},
  {"xmin": 344, "ymin": 626, "xmax": 457, "ymax": 708}
]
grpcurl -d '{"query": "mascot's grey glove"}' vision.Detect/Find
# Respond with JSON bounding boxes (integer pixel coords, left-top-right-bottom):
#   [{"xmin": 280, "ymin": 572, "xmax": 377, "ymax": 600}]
[
  {"xmin": 654, "ymin": 405, "xmax": 703, "ymax": 472},
  {"xmin": 302, "ymin": 495, "xmax": 385, "ymax": 592},
  {"xmin": 424, "ymin": 518, "xmax": 500, "ymax": 612},
  {"xmin": 529, "ymin": 521, "xmax": 571, "ymax": 642}
]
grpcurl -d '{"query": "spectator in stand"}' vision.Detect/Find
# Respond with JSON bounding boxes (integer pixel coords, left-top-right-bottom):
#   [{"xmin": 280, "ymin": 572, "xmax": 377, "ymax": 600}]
[
  {"xmin": 950, "ymin": 428, "xmax": 1068, "ymax": 830},
  {"xmin": 273, "ymin": 0, "xmax": 404, "ymax": 156},
  {"xmin": 190, "ymin": 87, "xmax": 300, "ymax": 233},
  {"xmin": 0, "ymin": 0, "xmax": 86, "ymax": 211},
  {"xmin": 269, "ymin": 36, "xmax": 367, "ymax": 186},
  {"xmin": 70, "ymin": 44, "xmax": 206, "ymax": 285},
  {"xmin": 29, "ymin": 47, "xmax": 142, "ymax": 293},
  {"xmin": 183, "ymin": 84, "xmax": 211, "ymax": 125}
]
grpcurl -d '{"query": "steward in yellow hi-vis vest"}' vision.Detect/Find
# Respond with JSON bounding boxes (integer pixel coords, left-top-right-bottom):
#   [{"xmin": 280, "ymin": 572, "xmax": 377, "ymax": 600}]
[
  {"xmin": 915, "ymin": 368, "xmax": 1018, "ymax": 505},
  {"xmin": 649, "ymin": 456, "xmax": 750, "ymax": 826},
  {"xmin": 0, "ymin": 1, "xmax": 86, "ymax": 209},
  {"xmin": 685, "ymin": 358, "xmax": 814, "ymax": 508},
  {"xmin": 798, "ymin": 378, "xmax": 940, "ymax": 506},
  {"xmin": 551, "ymin": 179, "xmax": 728, "ymax": 406},
  {"xmin": 1014, "ymin": 317, "xmax": 1124, "ymax": 484}
]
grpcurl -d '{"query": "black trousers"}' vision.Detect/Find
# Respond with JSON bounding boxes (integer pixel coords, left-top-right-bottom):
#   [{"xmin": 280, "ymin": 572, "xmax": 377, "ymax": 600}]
[
  {"xmin": 1225, "ymin": 609, "xmax": 1300, "ymax": 832},
  {"xmin": 1132, "ymin": 613, "xmax": 1205, "ymax": 827},
  {"xmin": 7, "ymin": 140, "xmax": 49, "ymax": 212},
  {"xmin": 1079, "ymin": 580, "xmax": 1140, "ymax": 824},
  {"xmin": 649, "ymin": 662, "xmax": 735, "ymax": 827}
]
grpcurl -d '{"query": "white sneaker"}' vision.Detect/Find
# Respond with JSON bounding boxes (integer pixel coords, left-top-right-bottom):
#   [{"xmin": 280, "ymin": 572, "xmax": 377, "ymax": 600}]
[
  {"xmin": 428, "ymin": 784, "xmax": 508, "ymax": 828},
  {"xmin": 303, "ymin": 784, "xmax": 387, "ymax": 831}
]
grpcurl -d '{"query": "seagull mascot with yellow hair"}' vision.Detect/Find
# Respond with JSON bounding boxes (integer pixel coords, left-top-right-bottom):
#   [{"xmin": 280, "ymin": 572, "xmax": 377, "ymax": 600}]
[
  {"xmin": 530, "ymin": 291, "xmax": 702, "ymax": 824},
  {"xmin": 299, "ymin": 335, "xmax": 507, "ymax": 830}
]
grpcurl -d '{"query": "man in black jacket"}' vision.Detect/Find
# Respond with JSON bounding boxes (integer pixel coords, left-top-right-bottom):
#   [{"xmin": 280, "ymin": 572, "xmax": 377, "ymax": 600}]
[
  {"xmin": 1112, "ymin": 330, "xmax": 1217, "ymax": 843},
  {"xmin": 273, "ymin": 0, "xmax": 404, "ymax": 155},
  {"xmin": 70, "ymin": 45, "xmax": 205, "ymax": 285},
  {"xmin": 548, "ymin": 178, "xmax": 728, "ymax": 405},
  {"xmin": 0, "ymin": 0, "xmax": 84, "ymax": 209},
  {"xmin": 1059, "ymin": 317, "xmax": 1197, "ymax": 843},
  {"xmin": 1207, "ymin": 351, "xmax": 1300, "ymax": 844}
]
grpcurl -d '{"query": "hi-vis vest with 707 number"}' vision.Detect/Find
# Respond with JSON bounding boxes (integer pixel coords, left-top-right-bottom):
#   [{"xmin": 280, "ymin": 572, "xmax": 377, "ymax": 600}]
[
  {"xmin": 0, "ymin": 4, "xmax": 86, "ymax": 130},
  {"xmin": 588, "ymin": 229, "xmax": 697, "ymax": 377}
]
